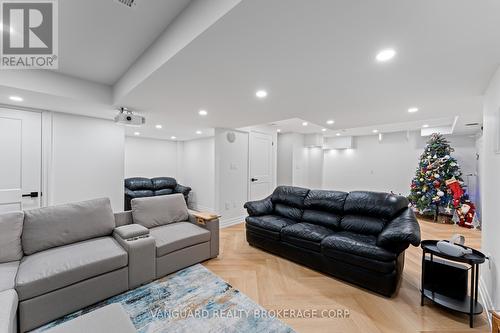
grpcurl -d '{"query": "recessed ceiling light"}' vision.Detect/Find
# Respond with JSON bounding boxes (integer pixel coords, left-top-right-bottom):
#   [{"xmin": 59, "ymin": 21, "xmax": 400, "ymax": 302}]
[
  {"xmin": 133, "ymin": 132, "xmax": 140, "ymax": 136},
  {"xmin": 9, "ymin": 96, "xmax": 23, "ymax": 102},
  {"xmin": 196, "ymin": 130, "xmax": 202, "ymax": 135},
  {"xmin": 326, "ymin": 120, "xmax": 335, "ymax": 125},
  {"xmin": 302, "ymin": 122, "xmax": 308, "ymax": 126},
  {"xmin": 372, "ymin": 129, "xmax": 379, "ymax": 133},
  {"xmin": 277, "ymin": 129, "xmax": 281, "ymax": 133},
  {"xmin": 422, "ymin": 124, "xmax": 429, "ymax": 128},
  {"xmin": 408, "ymin": 107, "xmax": 419, "ymax": 113},
  {"xmin": 155, "ymin": 124, "xmax": 162, "ymax": 129},
  {"xmin": 198, "ymin": 110, "xmax": 208, "ymax": 116},
  {"xmin": 256, "ymin": 90, "xmax": 268, "ymax": 98},
  {"xmin": 376, "ymin": 49, "xmax": 396, "ymax": 62},
  {"xmin": 336, "ymin": 133, "xmax": 341, "ymax": 136},
  {"xmin": 321, "ymin": 128, "xmax": 327, "ymax": 132},
  {"xmin": 171, "ymin": 136, "xmax": 177, "ymax": 140}
]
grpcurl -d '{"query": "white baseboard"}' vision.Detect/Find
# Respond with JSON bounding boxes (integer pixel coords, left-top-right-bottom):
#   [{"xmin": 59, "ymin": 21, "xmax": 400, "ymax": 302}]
[
  {"xmin": 479, "ymin": 277, "xmax": 493, "ymax": 329},
  {"xmin": 219, "ymin": 215, "xmax": 245, "ymax": 228}
]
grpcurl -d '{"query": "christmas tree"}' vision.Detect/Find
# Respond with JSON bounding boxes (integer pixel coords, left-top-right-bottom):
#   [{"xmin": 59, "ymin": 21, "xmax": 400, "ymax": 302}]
[{"xmin": 408, "ymin": 133, "xmax": 467, "ymax": 218}]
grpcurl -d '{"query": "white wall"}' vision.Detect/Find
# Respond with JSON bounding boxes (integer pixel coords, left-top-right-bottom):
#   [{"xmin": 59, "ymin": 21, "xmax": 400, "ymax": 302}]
[
  {"xmin": 323, "ymin": 132, "xmax": 477, "ymax": 195},
  {"xmin": 124, "ymin": 137, "xmax": 179, "ymax": 179},
  {"xmin": 49, "ymin": 113, "xmax": 125, "ymax": 211},
  {"xmin": 479, "ymin": 65, "xmax": 500, "ymax": 312},
  {"xmin": 278, "ymin": 131, "xmax": 477, "ymax": 195},
  {"xmin": 182, "ymin": 137, "xmax": 215, "ymax": 211},
  {"xmin": 214, "ymin": 128, "xmax": 249, "ymax": 221}
]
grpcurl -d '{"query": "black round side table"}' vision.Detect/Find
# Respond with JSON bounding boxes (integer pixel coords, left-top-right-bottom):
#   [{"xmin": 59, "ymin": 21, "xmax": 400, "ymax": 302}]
[{"xmin": 421, "ymin": 240, "xmax": 486, "ymax": 328}]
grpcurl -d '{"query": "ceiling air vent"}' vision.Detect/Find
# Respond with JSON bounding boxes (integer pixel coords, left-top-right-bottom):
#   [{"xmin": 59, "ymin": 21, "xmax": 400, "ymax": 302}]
[
  {"xmin": 465, "ymin": 123, "xmax": 480, "ymax": 127},
  {"xmin": 115, "ymin": 0, "xmax": 137, "ymax": 8}
]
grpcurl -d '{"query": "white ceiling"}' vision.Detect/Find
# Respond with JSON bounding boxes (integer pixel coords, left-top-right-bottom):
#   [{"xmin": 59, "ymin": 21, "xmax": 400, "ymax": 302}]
[
  {"xmin": 1, "ymin": 0, "xmax": 500, "ymax": 141},
  {"xmin": 118, "ymin": 0, "xmax": 500, "ymax": 140},
  {"xmin": 56, "ymin": 0, "xmax": 192, "ymax": 84}
]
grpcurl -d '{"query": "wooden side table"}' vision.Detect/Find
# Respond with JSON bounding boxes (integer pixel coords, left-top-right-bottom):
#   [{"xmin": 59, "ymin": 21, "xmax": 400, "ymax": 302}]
[
  {"xmin": 421, "ymin": 240, "xmax": 486, "ymax": 328},
  {"xmin": 191, "ymin": 211, "xmax": 220, "ymax": 225}
]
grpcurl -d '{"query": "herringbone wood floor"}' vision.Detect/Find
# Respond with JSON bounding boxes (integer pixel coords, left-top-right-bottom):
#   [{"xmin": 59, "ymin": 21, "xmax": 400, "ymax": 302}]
[{"xmin": 203, "ymin": 219, "xmax": 488, "ymax": 333}]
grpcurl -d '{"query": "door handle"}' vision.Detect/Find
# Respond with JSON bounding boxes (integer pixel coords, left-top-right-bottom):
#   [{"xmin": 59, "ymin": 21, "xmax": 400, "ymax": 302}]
[{"xmin": 251, "ymin": 178, "xmax": 258, "ymax": 182}]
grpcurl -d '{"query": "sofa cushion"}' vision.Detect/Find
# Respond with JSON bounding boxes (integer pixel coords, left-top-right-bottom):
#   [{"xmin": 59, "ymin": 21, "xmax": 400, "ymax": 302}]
[
  {"xmin": 340, "ymin": 215, "xmax": 386, "ymax": 235},
  {"xmin": 304, "ymin": 190, "xmax": 348, "ymax": 213},
  {"xmin": 16, "ymin": 237, "xmax": 127, "ymax": 300},
  {"xmin": 150, "ymin": 222, "xmax": 210, "ymax": 257},
  {"xmin": 154, "ymin": 189, "xmax": 174, "ymax": 196},
  {"xmin": 126, "ymin": 189, "xmax": 154, "ymax": 198},
  {"xmin": 302, "ymin": 210, "xmax": 342, "ymax": 229},
  {"xmin": 0, "ymin": 261, "xmax": 19, "ymax": 292},
  {"xmin": 321, "ymin": 232, "xmax": 396, "ymax": 262},
  {"xmin": 320, "ymin": 247, "xmax": 396, "ymax": 274},
  {"xmin": 151, "ymin": 177, "xmax": 177, "ymax": 190},
  {"xmin": 343, "ymin": 191, "xmax": 409, "ymax": 220},
  {"xmin": 125, "ymin": 177, "xmax": 153, "ymax": 190},
  {"xmin": 281, "ymin": 223, "xmax": 336, "ymax": 252},
  {"xmin": 246, "ymin": 215, "xmax": 296, "ymax": 233},
  {"xmin": 274, "ymin": 203, "xmax": 303, "ymax": 220},
  {"xmin": 271, "ymin": 186, "xmax": 309, "ymax": 208},
  {"xmin": 131, "ymin": 194, "xmax": 189, "ymax": 228},
  {"xmin": 0, "ymin": 211, "xmax": 23, "ymax": 262},
  {"xmin": 22, "ymin": 198, "xmax": 115, "ymax": 255}
]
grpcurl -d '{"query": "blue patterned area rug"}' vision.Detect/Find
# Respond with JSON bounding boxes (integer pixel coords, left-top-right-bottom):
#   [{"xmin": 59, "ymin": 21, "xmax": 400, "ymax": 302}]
[{"xmin": 34, "ymin": 264, "xmax": 295, "ymax": 333}]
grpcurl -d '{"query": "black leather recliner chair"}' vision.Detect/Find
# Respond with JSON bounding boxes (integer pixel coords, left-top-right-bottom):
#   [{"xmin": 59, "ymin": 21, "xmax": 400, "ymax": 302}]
[
  {"xmin": 124, "ymin": 177, "xmax": 191, "ymax": 210},
  {"xmin": 244, "ymin": 186, "xmax": 421, "ymax": 297}
]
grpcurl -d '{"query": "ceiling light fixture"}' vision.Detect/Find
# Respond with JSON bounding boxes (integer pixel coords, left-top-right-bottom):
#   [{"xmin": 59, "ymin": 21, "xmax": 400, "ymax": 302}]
[
  {"xmin": 198, "ymin": 110, "xmax": 208, "ymax": 116},
  {"xmin": 408, "ymin": 107, "xmax": 419, "ymax": 113},
  {"xmin": 302, "ymin": 122, "xmax": 308, "ymax": 126},
  {"xmin": 326, "ymin": 120, "xmax": 335, "ymax": 125},
  {"xmin": 372, "ymin": 129, "xmax": 379, "ymax": 133},
  {"xmin": 422, "ymin": 124, "xmax": 429, "ymax": 128},
  {"xmin": 9, "ymin": 96, "xmax": 23, "ymax": 102},
  {"xmin": 336, "ymin": 133, "xmax": 341, "ymax": 136},
  {"xmin": 321, "ymin": 128, "xmax": 327, "ymax": 132},
  {"xmin": 376, "ymin": 48, "xmax": 396, "ymax": 62},
  {"xmin": 196, "ymin": 130, "xmax": 202, "ymax": 135},
  {"xmin": 255, "ymin": 90, "xmax": 268, "ymax": 98},
  {"xmin": 277, "ymin": 129, "xmax": 281, "ymax": 133},
  {"xmin": 171, "ymin": 136, "xmax": 177, "ymax": 140},
  {"xmin": 155, "ymin": 124, "xmax": 162, "ymax": 129},
  {"xmin": 133, "ymin": 132, "xmax": 140, "ymax": 136}
]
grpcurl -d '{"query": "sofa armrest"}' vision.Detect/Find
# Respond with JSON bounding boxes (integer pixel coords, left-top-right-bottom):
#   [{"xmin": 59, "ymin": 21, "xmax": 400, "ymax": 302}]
[
  {"xmin": 174, "ymin": 184, "xmax": 191, "ymax": 196},
  {"xmin": 243, "ymin": 195, "xmax": 273, "ymax": 216},
  {"xmin": 113, "ymin": 226, "xmax": 155, "ymax": 289},
  {"xmin": 377, "ymin": 208, "xmax": 421, "ymax": 253},
  {"xmin": 0, "ymin": 289, "xmax": 18, "ymax": 333},
  {"xmin": 113, "ymin": 224, "xmax": 149, "ymax": 240},
  {"xmin": 188, "ymin": 210, "xmax": 219, "ymax": 258}
]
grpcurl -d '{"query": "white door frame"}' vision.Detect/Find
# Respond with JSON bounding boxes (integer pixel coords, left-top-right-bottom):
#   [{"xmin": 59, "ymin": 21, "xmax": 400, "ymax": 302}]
[
  {"xmin": 0, "ymin": 104, "xmax": 51, "ymax": 208},
  {"xmin": 247, "ymin": 129, "xmax": 276, "ymax": 201}
]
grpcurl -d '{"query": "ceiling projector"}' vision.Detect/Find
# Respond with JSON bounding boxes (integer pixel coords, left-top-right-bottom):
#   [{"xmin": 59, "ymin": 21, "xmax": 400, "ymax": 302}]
[{"xmin": 114, "ymin": 107, "xmax": 145, "ymax": 126}]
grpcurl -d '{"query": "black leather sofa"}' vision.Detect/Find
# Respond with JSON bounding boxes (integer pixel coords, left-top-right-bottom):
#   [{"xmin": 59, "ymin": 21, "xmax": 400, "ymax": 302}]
[
  {"xmin": 244, "ymin": 186, "xmax": 421, "ymax": 297},
  {"xmin": 124, "ymin": 177, "xmax": 191, "ymax": 210}
]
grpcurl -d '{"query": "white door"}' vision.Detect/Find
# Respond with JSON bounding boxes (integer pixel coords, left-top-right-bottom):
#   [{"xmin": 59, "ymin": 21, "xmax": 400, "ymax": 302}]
[
  {"xmin": 0, "ymin": 109, "xmax": 42, "ymax": 212},
  {"xmin": 249, "ymin": 131, "xmax": 273, "ymax": 201}
]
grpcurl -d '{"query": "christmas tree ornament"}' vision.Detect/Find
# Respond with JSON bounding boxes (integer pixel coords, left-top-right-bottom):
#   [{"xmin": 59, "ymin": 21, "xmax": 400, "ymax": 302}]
[{"xmin": 437, "ymin": 191, "xmax": 445, "ymax": 197}]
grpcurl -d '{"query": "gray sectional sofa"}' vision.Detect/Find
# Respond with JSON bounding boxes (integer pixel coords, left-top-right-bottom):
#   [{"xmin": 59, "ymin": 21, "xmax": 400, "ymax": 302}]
[{"xmin": 0, "ymin": 194, "xmax": 219, "ymax": 332}]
